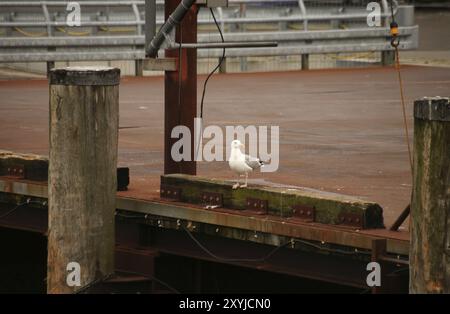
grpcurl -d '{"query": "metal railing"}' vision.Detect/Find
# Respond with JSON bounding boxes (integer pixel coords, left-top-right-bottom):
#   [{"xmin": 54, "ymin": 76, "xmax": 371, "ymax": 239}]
[
  {"xmin": 0, "ymin": 0, "xmax": 397, "ymax": 29},
  {"xmin": 0, "ymin": 26, "xmax": 418, "ymax": 60},
  {"xmin": 0, "ymin": 0, "xmax": 418, "ymax": 73}
]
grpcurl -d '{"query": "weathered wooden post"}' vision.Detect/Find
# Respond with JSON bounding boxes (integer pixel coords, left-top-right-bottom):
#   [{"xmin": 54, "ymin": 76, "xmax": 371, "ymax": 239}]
[
  {"xmin": 47, "ymin": 67, "xmax": 120, "ymax": 293},
  {"xmin": 410, "ymin": 97, "xmax": 450, "ymax": 293}
]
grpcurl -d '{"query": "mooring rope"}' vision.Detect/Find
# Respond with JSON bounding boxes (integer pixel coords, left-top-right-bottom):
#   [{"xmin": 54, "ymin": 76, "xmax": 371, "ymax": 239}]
[
  {"xmin": 388, "ymin": 0, "xmax": 413, "ymax": 231},
  {"xmin": 389, "ymin": 1, "xmax": 413, "ymax": 176}
]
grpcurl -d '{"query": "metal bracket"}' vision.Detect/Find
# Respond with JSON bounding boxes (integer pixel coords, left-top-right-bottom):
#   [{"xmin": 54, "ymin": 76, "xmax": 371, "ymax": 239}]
[
  {"xmin": 245, "ymin": 198, "xmax": 268, "ymax": 215},
  {"xmin": 370, "ymin": 238, "xmax": 409, "ymax": 293},
  {"xmin": 338, "ymin": 212, "xmax": 364, "ymax": 229},
  {"xmin": 201, "ymin": 191, "xmax": 223, "ymax": 208},
  {"xmin": 389, "ymin": 204, "xmax": 410, "ymax": 231},
  {"xmin": 5, "ymin": 165, "xmax": 25, "ymax": 179},
  {"xmin": 117, "ymin": 167, "xmax": 129, "ymax": 191},
  {"xmin": 143, "ymin": 58, "xmax": 178, "ymax": 72},
  {"xmin": 160, "ymin": 185, "xmax": 182, "ymax": 201},
  {"xmin": 171, "ymin": 41, "xmax": 278, "ymax": 50},
  {"xmin": 291, "ymin": 204, "xmax": 315, "ymax": 222}
]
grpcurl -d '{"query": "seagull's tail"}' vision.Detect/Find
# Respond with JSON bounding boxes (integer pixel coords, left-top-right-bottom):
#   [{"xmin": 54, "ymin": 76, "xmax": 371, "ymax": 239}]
[{"xmin": 259, "ymin": 158, "xmax": 270, "ymax": 168}]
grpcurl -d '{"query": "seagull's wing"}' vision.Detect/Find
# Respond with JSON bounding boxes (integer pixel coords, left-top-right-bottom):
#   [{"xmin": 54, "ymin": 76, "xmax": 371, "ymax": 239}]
[{"xmin": 245, "ymin": 154, "xmax": 264, "ymax": 170}]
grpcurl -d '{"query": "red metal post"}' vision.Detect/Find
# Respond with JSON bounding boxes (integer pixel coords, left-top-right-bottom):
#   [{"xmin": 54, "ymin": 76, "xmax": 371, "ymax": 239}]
[
  {"xmin": 164, "ymin": 0, "xmax": 197, "ymax": 175},
  {"xmin": 371, "ymin": 239, "xmax": 386, "ymax": 294}
]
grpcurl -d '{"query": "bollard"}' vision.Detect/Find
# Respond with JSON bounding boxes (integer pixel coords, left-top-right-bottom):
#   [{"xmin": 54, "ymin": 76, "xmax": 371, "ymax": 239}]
[
  {"xmin": 135, "ymin": 59, "xmax": 144, "ymax": 76},
  {"xmin": 47, "ymin": 67, "xmax": 120, "ymax": 293},
  {"xmin": 301, "ymin": 54, "xmax": 309, "ymax": 70},
  {"xmin": 410, "ymin": 97, "xmax": 450, "ymax": 293},
  {"xmin": 381, "ymin": 50, "xmax": 395, "ymax": 66}
]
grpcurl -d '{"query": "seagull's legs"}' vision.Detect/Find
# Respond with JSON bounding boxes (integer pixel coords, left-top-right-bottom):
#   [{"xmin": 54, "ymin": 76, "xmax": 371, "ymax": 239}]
[
  {"xmin": 241, "ymin": 172, "xmax": 248, "ymax": 188},
  {"xmin": 232, "ymin": 174, "xmax": 240, "ymax": 189}
]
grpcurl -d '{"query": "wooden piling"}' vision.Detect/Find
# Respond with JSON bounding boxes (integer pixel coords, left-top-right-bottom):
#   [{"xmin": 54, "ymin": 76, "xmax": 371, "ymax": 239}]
[
  {"xmin": 410, "ymin": 97, "xmax": 450, "ymax": 293},
  {"xmin": 47, "ymin": 67, "xmax": 120, "ymax": 293}
]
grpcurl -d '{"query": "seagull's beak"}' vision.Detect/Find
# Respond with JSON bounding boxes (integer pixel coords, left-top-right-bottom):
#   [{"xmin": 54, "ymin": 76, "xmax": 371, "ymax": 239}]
[{"xmin": 239, "ymin": 143, "xmax": 244, "ymax": 148}]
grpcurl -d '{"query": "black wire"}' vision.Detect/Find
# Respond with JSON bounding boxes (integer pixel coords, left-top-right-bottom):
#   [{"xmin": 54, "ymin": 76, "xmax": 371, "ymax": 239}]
[
  {"xmin": 107, "ymin": 269, "xmax": 181, "ymax": 294},
  {"xmin": 0, "ymin": 199, "xmax": 44, "ymax": 220},
  {"xmin": 183, "ymin": 224, "xmax": 372, "ymax": 262},
  {"xmin": 294, "ymin": 238, "xmax": 371, "ymax": 256},
  {"xmin": 70, "ymin": 233, "xmax": 179, "ymax": 294},
  {"xmin": 116, "ymin": 212, "xmax": 408, "ymax": 294},
  {"xmin": 387, "ymin": 266, "xmax": 409, "ymax": 275},
  {"xmin": 115, "ymin": 211, "xmax": 148, "ymax": 219},
  {"xmin": 70, "ymin": 231, "xmax": 180, "ymax": 294},
  {"xmin": 389, "ymin": 0, "xmax": 395, "ymax": 21},
  {"xmin": 74, "ymin": 272, "xmax": 180, "ymax": 294},
  {"xmin": 194, "ymin": 8, "xmax": 226, "ymax": 159},
  {"xmin": 0, "ymin": 203, "xmax": 26, "ymax": 220},
  {"xmin": 75, "ymin": 273, "xmax": 115, "ymax": 294},
  {"xmin": 199, "ymin": 8, "xmax": 226, "ymax": 120},
  {"xmin": 388, "ymin": 0, "xmax": 400, "ymax": 48},
  {"xmin": 116, "ymin": 212, "xmax": 374, "ymax": 260},
  {"xmin": 182, "ymin": 225, "xmax": 289, "ymax": 263}
]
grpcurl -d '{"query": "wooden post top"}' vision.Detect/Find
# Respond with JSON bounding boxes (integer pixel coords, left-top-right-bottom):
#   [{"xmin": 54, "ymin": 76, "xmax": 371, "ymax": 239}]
[
  {"xmin": 414, "ymin": 97, "xmax": 450, "ymax": 122},
  {"xmin": 49, "ymin": 66, "xmax": 120, "ymax": 86}
]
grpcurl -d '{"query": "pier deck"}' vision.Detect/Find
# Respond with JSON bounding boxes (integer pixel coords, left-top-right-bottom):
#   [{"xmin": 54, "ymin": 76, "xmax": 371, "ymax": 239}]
[{"xmin": 1, "ymin": 65, "xmax": 449, "ymax": 226}]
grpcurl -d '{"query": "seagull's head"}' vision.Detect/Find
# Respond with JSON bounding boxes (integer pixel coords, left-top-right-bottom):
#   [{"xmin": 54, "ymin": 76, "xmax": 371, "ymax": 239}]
[{"xmin": 231, "ymin": 140, "xmax": 244, "ymax": 150}]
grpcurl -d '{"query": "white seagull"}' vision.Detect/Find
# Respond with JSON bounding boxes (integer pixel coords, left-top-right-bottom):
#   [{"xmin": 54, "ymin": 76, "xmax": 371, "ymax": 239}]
[{"xmin": 228, "ymin": 139, "xmax": 265, "ymax": 189}]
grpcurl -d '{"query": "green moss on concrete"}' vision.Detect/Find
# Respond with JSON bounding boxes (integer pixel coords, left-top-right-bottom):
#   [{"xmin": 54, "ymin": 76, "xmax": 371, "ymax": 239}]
[
  {"xmin": 161, "ymin": 174, "xmax": 384, "ymax": 228},
  {"xmin": 0, "ymin": 151, "xmax": 48, "ymax": 181}
]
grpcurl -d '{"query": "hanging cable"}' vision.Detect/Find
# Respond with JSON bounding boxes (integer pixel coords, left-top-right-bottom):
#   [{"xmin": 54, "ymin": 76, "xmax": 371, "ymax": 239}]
[
  {"xmin": 109, "ymin": 268, "xmax": 182, "ymax": 294},
  {"xmin": 200, "ymin": 8, "xmax": 226, "ymax": 120},
  {"xmin": 0, "ymin": 199, "xmax": 45, "ymax": 220},
  {"xmin": 182, "ymin": 224, "xmax": 375, "ymax": 261},
  {"xmin": 13, "ymin": 27, "xmax": 47, "ymax": 37},
  {"xmin": 74, "ymin": 273, "xmax": 114, "ymax": 294},
  {"xmin": 116, "ymin": 211, "xmax": 379, "ymax": 264},
  {"xmin": 195, "ymin": 7, "xmax": 226, "ymax": 160},
  {"xmin": 386, "ymin": 0, "xmax": 413, "ymax": 232},
  {"xmin": 182, "ymin": 225, "xmax": 290, "ymax": 263},
  {"xmin": 73, "ymin": 266, "xmax": 180, "ymax": 294},
  {"xmin": 394, "ymin": 46, "xmax": 413, "ymax": 174},
  {"xmin": 395, "ymin": 49, "xmax": 413, "ymax": 174}
]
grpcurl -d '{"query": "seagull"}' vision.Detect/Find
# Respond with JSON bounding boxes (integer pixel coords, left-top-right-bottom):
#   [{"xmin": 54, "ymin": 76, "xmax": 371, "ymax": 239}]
[{"xmin": 228, "ymin": 139, "xmax": 264, "ymax": 189}]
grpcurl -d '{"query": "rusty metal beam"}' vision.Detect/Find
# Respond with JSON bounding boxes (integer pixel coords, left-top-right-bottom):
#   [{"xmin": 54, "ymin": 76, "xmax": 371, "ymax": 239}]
[
  {"xmin": 390, "ymin": 204, "xmax": 410, "ymax": 231},
  {"xmin": 115, "ymin": 245, "xmax": 159, "ymax": 278},
  {"xmin": 142, "ymin": 226, "xmax": 390, "ymax": 289},
  {"xmin": 0, "ymin": 186, "xmax": 409, "ymax": 291},
  {"xmin": 0, "ymin": 178, "xmax": 410, "ymax": 256},
  {"xmin": 115, "ymin": 199, "xmax": 409, "ymax": 255}
]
